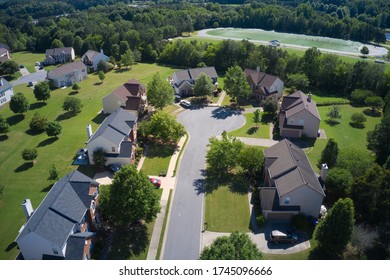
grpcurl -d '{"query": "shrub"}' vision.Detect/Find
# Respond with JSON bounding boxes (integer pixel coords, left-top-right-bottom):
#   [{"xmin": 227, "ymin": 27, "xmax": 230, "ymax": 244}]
[
  {"xmin": 29, "ymin": 112, "xmax": 48, "ymax": 132},
  {"xmin": 159, "ymin": 170, "xmax": 167, "ymax": 177},
  {"xmin": 256, "ymin": 214, "xmax": 266, "ymax": 228}
]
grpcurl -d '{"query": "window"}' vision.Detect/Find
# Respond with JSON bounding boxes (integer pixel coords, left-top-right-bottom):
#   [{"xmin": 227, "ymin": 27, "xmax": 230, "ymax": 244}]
[
  {"xmin": 111, "ymin": 147, "xmax": 115, "ymax": 152},
  {"xmin": 299, "ymin": 119, "xmax": 304, "ymax": 125},
  {"xmin": 284, "ymin": 197, "xmax": 290, "ymax": 204}
]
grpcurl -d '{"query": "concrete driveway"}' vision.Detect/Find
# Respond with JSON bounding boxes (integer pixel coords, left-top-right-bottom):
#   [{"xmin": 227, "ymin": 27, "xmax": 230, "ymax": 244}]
[
  {"xmin": 162, "ymin": 106, "xmax": 245, "ymax": 260},
  {"xmin": 11, "ymin": 67, "xmax": 47, "ymax": 87},
  {"xmin": 93, "ymin": 171, "xmax": 113, "ymax": 185}
]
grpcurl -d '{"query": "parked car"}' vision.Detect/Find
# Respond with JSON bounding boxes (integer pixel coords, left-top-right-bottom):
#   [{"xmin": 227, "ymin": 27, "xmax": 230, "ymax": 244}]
[
  {"xmin": 149, "ymin": 177, "xmax": 161, "ymax": 188},
  {"xmin": 269, "ymin": 230, "xmax": 298, "ymax": 244},
  {"xmin": 180, "ymin": 99, "xmax": 191, "ymax": 108},
  {"xmin": 107, "ymin": 164, "xmax": 121, "ymax": 174},
  {"xmin": 27, "ymin": 81, "xmax": 33, "ymax": 87},
  {"xmin": 76, "ymin": 148, "xmax": 87, "ymax": 156},
  {"xmin": 19, "ymin": 64, "xmax": 25, "ymax": 68}
]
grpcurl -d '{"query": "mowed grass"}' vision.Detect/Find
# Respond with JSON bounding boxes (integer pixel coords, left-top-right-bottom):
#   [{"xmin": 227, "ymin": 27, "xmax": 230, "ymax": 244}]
[
  {"xmin": 205, "ymin": 186, "xmax": 250, "ymax": 232},
  {"xmin": 141, "ymin": 144, "xmax": 176, "ymax": 176},
  {"xmin": 0, "ymin": 62, "xmax": 176, "ymax": 260},
  {"xmin": 11, "ymin": 52, "xmax": 46, "ymax": 73},
  {"xmin": 229, "ymin": 112, "xmax": 270, "ymax": 139},
  {"xmin": 305, "ymin": 104, "xmax": 381, "ymax": 172}
]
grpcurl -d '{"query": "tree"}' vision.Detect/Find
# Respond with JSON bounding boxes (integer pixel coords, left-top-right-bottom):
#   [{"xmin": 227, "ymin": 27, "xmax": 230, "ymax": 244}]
[
  {"xmin": 48, "ymin": 164, "xmax": 59, "ymax": 181},
  {"xmin": 0, "ymin": 115, "xmax": 10, "ymax": 136},
  {"xmin": 72, "ymin": 83, "xmax": 80, "ymax": 91},
  {"xmin": 51, "ymin": 39, "xmax": 64, "ymax": 49},
  {"xmin": 22, "ymin": 148, "xmax": 38, "ymax": 164},
  {"xmin": 46, "ymin": 121, "xmax": 62, "ymax": 138},
  {"xmin": 140, "ymin": 111, "xmax": 185, "ymax": 143},
  {"xmin": 97, "ymin": 60, "xmax": 111, "ymax": 73},
  {"xmin": 199, "ymin": 232, "xmax": 262, "ymax": 260},
  {"xmin": 350, "ymin": 112, "xmax": 367, "ymax": 128},
  {"xmin": 252, "ymin": 109, "xmax": 261, "ymax": 126},
  {"xmin": 99, "ymin": 165, "xmax": 160, "ymax": 226},
  {"xmin": 193, "ymin": 73, "xmax": 214, "ymax": 97},
  {"xmin": 0, "ymin": 184, "xmax": 3, "ymax": 200},
  {"xmin": 336, "ymin": 148, "xmax": 374, "ymax": 178},
  {"xmin": 92, "ymin": 148, "xmax": 107, "ymax": 168},
  {"xmin": 33, "ymin": 81, "xmax": 51, "ymax": 103},
  {"xmin": 73, "ymin": 36, "xmax": 83, "ymax": 56},
  {"xmin": 9, "ymin": 92, "xmax": 29, "ymax": 115},
  {"xmin": 121, "ymin": 49, "xmax": 135, "ymax": 68},
  {"xmin": 365, "ymin": 96, "xmax": 384, "ymax": 113},
  {"xmin": 325, "ymin": 168, "xmax": 353, "ymax": 201},
  {"xmin": 360, "ymin": 46, "xmax": 369, "ymax": 57},
  {"xmin": 367, "ymin": 115, "xmax": 390, "ymax": 165},
  {"xmin": 301, "ymin": 47, "xmax": 322, "ymax": 85},
  {"xmin": 0, "ymin": 60, "xmax": 19, "ymax": 76},
  {"xmin": 146, "ymin": 72, "xmax": 174, "ymax": 110},
  {"xmin": 319, "ymin": 138, "xmax": 338, "ymax": 168},
  {"xmin": 314, "ymin": 198, "xmax": 355, "ymax": 259},
  {"xmin": 119, "ymin": 40, "xmax": 130, "ymax": 55},
  {"xmin": 350, "ymin": 89, "xmax": 375, "ymax": 105},
  {"xmin": 262, "ymin": 96, "xmax": 278, "ymax": 116},
  {"xmin": 29, "ymin": 112, "xmax": 48, "ymax": 132},
  {"xmin": 286, "ymin": 73, "xmax": 309, "ymax": 89},
  {"xmin": 327, "ymin": 105, "xmax": 342, "ymax": 124},
  {"xmin": 98, "ymin": 71, "xmax": 105, "ymax": 83},
  {"xmin": 62, "ymin": 96, "xmax": 83, "ymax": 115},
  {"xmin": 206, "ymin": 132, "xmax": 244, "ymax": 177},
  {"xmin": 237, "ymin": 146, "xmax": 264, "ymax": 181},
  {"xmin": 224, "ymin": 65, "xmax": 251, "ymax": 104}
]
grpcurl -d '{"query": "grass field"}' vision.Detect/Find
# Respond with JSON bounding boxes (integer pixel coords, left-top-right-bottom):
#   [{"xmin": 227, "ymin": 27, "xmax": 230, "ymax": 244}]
[
  {"xmin": 0, "ymin": 60, "xmax": 176, "ymax": 260},
  {"xmin": 141, "ymin": 144, "xmax": 176, "ymax": 176},
  {"xmin": 11, "ymin": 52, "xmax": 46, "ymax": 73},
  {"xmin": 229, "ymin": 112, "xmax": 270, "ymax": 139}
]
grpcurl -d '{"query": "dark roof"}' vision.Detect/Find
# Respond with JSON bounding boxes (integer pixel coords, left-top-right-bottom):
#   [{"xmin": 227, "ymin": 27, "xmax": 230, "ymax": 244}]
[
  {"xmin": 65, "ymin": 232, "xmax": 94, "ymax": 260},
  {"xmin": 106, "ymin": 141, "xmax": 134, "ymax": 158},
  {"xmin": 123, "ymin": 96, "xmax": 142, "ymax": 111},
  {"xmin": 264, "ymin": 139, "xmax": 325, "ymax": 197},
  {"xmin": 260, "ymin": 188, "xmax": 300, "ymax": 211},
  {"xmin": 244, "ymin": 68, "xmax": 279, "ymax": 88},
  {"xmin": 111, "ymin": 79, "xmax": 146, "ymax": 101},
  {"xmin": 0, "ymin": 43, "xmax": 10, "ymax": 51},
  {"xmin": 45, "ymin": 47, "xmax": 73, "ymax": 57},
  {"xmin": 0, "ymin": 48, "xmax": 8, "ymax": 56},
  {"xmin": 15, "ymin": 171, "xmax": 97, "ymax": 248},
  {"xmin": 280, "ymin": 91, "xmax": 320, "ymax": 120},
  {"xmin": 48, "ymin": 61, "xmax": 86, "ymax": 78},
  {"xmin": 87, "ymin": 108, "xmax": 137, "ymax": 145},
  {"xmin": 0, "ymin": 78, "xmax": 12, "ymax": 92},
  {"xmin": 174, "ymin": 67, "xmax": 218, "ymax": 81},
  {"xmin": 82, "ymin": 50, "xmax": 100, "ymax": 61}
]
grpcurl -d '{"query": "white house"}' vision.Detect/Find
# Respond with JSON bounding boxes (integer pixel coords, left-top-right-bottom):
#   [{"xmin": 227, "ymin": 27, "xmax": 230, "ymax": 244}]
[
  {"xmin": 44, "ymin": 47, "xmax": 75, "ymax": 65},
  {"xmin": 0, "ymin": 47, "xmax": 10, "ymax": 63},
  {"xmin": 47, "ymin": 61, "xmax": 87, "ymax": 88},
  {"xmin": 81, "ymin": 49, "xmax": 110, "ymax": 72},
  {"xmin": 86, "ymin": 108, "xmax": 138, "ymax": 166},
  {"xmin": 15, "ymin": 171, "xmax": 100, "ymax": 260},
  {"xmin": 0, "ymin": 78, "xmax": 14, "ymax": 106}
]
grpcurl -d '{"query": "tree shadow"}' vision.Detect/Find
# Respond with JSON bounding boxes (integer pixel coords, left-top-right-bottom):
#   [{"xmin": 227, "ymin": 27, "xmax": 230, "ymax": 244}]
[
  {"xmin": 228, "ymin": 174, "xmax": 250, "ymax": 195},
  {"xmin": 68, "ymin": 91, "xmax": 79, "ymax": 95},
  {"xmin": 325, "ymin": 119, "xmax": 340, "ymax": 126},
  {"xmin": 146, "ymin": 143, "xmax": 176, "ymax": 158},
  {"xmin": 211, "ymin": 107, "xmax": 242, "ymax": 119},
  {"xmin": 92, "ymin": 113, "xmax": 108, "ymax": 125},
  {"xmin": 29, "ymin": 102, "xmax": 46, "ymax": 110},
  {"xmin": 261, "ymin": 113, "xmax": 274, "ymax": 124},
  {"xmin": 93, "ymin": 82, "xmax": 103, "ymax": 86},
  {"xmin": 247, "ymin": 126, "xmax": 258, "ymax": 135},
  {"xmin": 25, "ymin": 128, "xmax": 44, "ymax": 136},
  {"xmin": 14, "ymin": 162, "xmax": 33, "ymax": 173},
  {"xmin": 0, "ymin": 135, "xmax": 9, "ymax": 141},
  {"xmin": 108, "ymin": 223, "xmax": 148, "ymax": 260},
  {"xmin": 349, "ymin": 122, "xmax": 365, "ymax": 129},
  {"xmin": 41, "ymin": 183, "xmax": 54, "ymax": 193},
  {"xmin": 289, "ymin": 137, "xmax": 317, "ymax": 149},
  {"xmin": 363, "ymin": 109, "xmax": 382, "ymax": 117},
  {"xmin": 37, "ymin": 137, "xmax": 58, "ymax": 147},
  {"xmin": 5, "ymin": 242, "xmax": 17, "ymax": 252},
  {"xmin": 7, "ymin": 114, "xmax": 24, "ymax": 126},
  {"xmin": 193, "ymin": 178, "xmax": 206, "ymax": 195},
  {"xmin": 114, "ymin": 68, "xmax": 131, "ymax": 73},
  {"xmin": 56, "ymin": 111, "xmax": 74, "ymax": 121}
]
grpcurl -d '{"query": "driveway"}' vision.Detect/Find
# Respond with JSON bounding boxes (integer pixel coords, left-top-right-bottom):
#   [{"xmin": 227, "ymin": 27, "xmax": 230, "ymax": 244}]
[
  {"xmin": 162, "ymin": 107, "xmax": 245, "ymax": 260},
  {"xmin": 11, "ymin": 66, "xmax": 47, "ymax": 87}
]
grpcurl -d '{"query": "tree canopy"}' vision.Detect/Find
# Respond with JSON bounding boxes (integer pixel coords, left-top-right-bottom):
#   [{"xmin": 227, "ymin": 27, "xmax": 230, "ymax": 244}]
[
  {"xmin": 0, "ymin": 115, "xmax": 11, "ymax": 136},
  {"xmin": 45, "ymin": 121, "xmax": 62, "ymax": 138},
  {"xmin": 62, "ymin": 96, "xmax": 83, "ymax": 115},
  {"xmin": 367, "ymin": 116, "xmax": 390, "ymax": 165},
  {"xmin": 319, "ymin": 138, "xmax": 339, "ymax": 168},
  {"xmin": 193, "ymin": 72, "xmax": 214, "ymax": 97},
  {"xmin": 146, "ymin": 72, "xmax": 174, "ymax": 110},
  {"xmin": 33, "ymin": 81, "xmax": 51, "ymax": 103},
  {"xmin": 9, "ymin": 92, "xmax": 29, "ymax": 115},
  {"xmin": 224, "ymin": 65, "xmax": 251, "ymax": 103}
]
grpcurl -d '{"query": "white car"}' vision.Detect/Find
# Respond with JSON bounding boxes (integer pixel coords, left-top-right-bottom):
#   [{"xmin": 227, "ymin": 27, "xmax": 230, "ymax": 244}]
[{"xmin": 180, "ymin": 99, "xmax": 191, "ymax": 108}]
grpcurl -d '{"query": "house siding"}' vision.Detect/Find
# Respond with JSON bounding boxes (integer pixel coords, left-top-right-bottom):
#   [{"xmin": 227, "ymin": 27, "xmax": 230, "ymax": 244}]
[
  {"xmin": 87, "ymin": 136, "xmax": 118, "ymax": 165},
  {"xmin": 286, "ymin": 110, "xmax": 319, "ymax": 138},
  {"xmin": 102, "ymin": 94, "xmax": 124, "ymax": 114},
  {"xmin": 48, "ymin": 67, "xmax": 88, "ymax": 88},
  {"xmin": 0, "ymin": 85, "xmax": 13, "ymax": 106}
]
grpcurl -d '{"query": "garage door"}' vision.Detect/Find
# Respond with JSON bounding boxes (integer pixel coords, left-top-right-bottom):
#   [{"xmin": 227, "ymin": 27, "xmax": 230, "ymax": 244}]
[
  {"xmin": 281, "ymin": 129, "xmax": 301, "ymax": 138},
  {"xmin": 267, "ymin": 212, "xmax": 293, "ymax": 221}
]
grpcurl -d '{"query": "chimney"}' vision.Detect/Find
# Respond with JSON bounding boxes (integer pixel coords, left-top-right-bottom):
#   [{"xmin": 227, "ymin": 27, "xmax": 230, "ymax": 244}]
[
  {"xmin": 320, "ymin": 163, "xmax": 328, "ymax": 182},
  {"xmin": 86, "ymin": 124, "xmax": 93, "ymax": 139},
  {"xmin": 307, "ymin": 93, "xmax": 312, "ymax": 102},
  {"xmin": 256, "ymin": 66, "xmax": 260, "ymax": 72},
  {"xmin": 22, "ymin": 199, "xmax": 34, "ymax": 220}
]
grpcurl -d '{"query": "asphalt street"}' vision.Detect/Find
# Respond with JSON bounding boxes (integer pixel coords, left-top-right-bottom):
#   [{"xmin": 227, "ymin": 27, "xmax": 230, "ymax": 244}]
[
  {"xmin": 11, "ymin": 66, "xmax": 47, "ymax": 87},
  {"xmin": 162, "ymin": 106, "xmax": 245, "ymax": 260}
]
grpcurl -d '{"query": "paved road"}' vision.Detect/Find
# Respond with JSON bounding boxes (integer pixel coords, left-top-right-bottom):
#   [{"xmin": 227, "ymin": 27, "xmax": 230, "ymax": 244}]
[
  {"xmin": 163, "ymin": 106, "xmax": 245, "ymax": 260},
  {"xmin": 11, "ymin": 66, "xmax": 47, "ymax": 87}
]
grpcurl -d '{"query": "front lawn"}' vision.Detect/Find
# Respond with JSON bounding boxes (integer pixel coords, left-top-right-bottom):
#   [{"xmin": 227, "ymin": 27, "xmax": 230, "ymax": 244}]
[
  {"xmin": 0, "ymin": 63, "xmax": 176, "ymax": 260},
  {"xmin": 11, "ymin": 52, "xmax": 46, "ymax": 73},
  {"xmin": 229, "ymin": 112, "xmax": 271, "ymax": 139},
  {"xmin": 141, "ymin": 143, "xmax": 176, "ymax": 176}
]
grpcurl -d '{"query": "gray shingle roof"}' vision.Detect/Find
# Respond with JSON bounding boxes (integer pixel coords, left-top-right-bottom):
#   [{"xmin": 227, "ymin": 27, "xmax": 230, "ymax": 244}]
[
  {"xmin": 0, "ymin": 78, "xmax": 12, "ymax": 92},
  {"xmin": 281, "ymin": 91, "xmax": 321, "ymax": 120},
  {"xmin": 264, "ymin": 139, "xmax": 325, "ymax": 197},
  {"xmin": 83, "ymin": 50, "xmax": 100, "ymax": 61},
  {"xmin": 15, "ymin": 170, "xmax": 96, "ymax": 248},
  {"xmin": 244, "ymin": 68, "xmax": 279, "ymax": 89},
  {"xmin": 87, "ymin": 108, "xmax": 137, "ymax": 145},
  {"xmin": 174, "ymin": 67, "xmax": 218, "ymax": 81},
  {"xmin": 45, "ymin": 47, "xmax": 73, "ymax": 57},
  {"xmin": 65, "ymin": 232, "xmax": 94, "ymax": 260},
  {"xmin": 48, "ymin": 61, "xmax": 86, "ymax": 78}
]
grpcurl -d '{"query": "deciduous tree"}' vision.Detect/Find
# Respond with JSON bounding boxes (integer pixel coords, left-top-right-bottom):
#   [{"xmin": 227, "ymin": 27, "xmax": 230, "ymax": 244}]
[
  {"xmin": 327, "ymin": 105, "xmax": 342, "ymax": 124},
  {"xmin": 62, "ymin": 96, "xmax": 83, "ymax": 115},
  {"xmin": 22, "ymin": 148, "xmax": 38, "ymax": 164},
  {"xmin": 9, "ymin": 92, "xmax": 29, "ymax": 115},
  {"xmin": 92, "ymin": 148, "xmax": 106, "ymax": 168},
  {"xmin": 46, "ymin": 121, "xmax": 62, "ymax": 138},
  {"xmin": 0, "ymin": 115, "xmax": 10, "ymax": 136},
  {"xmin": 0, "ymin": 60, "xmax": 19, "ymax": 76},
  {"xmin": 98, "ymin": 71, "xmax": 105, "ymax": 83},
  {"xmin": 367, "ymin": 115, "xmax": 390, "ymax": 165},
  {"xmin": 325, "ymin": 168, "xmax": 353, "ymax": 201},
  {"xmin": 238, "ymin": 146, "xmax": 264, "ymax": 181},
  {"xmin": 33, "ymin": 81, "xmax": 51, "ymax": 103},
  {"xmin": 319, "ymin": 138, "xmax": 338, "ymax": 168},
  {"xmin": 146, "ymin": 72, "xmax": 174, "ymax": 110},
  {"xmin": 224, "ymin": 65, "xmax": 251, "ymax": 104},
  {"xmin": 29, "ymin": 112, "xmax": 48, "ymax": 132},
  {"xmin": 194, "ymin": 73, "xmax": 214, "ymax": 97}
]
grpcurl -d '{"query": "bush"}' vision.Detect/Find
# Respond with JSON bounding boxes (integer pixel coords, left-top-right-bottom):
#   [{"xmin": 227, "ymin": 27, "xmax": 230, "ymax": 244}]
[
  {"xmin": 29, "ymin": 112, "xmax": 48, "ymax": 132},
  {"xmin": 159, "ymin": 170, "xmax": 167, "ymax": 177},
  {"xmin": 256, "ymin": 214, "xmax": 266, "ymax": 228},
  {"xmin": 291, "ymin": 214, "xmax": 310, "ymax": 231},
  {"xmin": 316, "ymin": 100, "xmax": 350, "ymax": 106}
]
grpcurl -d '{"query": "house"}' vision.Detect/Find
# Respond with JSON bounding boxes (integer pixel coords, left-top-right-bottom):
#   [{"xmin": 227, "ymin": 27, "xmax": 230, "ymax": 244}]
[
  {"xmin": 172, "ymin": 67, "xmax": 218, "ymax": 96},
  {"xmin": 47, "ymin": 61, "xmax": 87, "ymax": 88},
  {"xmin": 86, "ymin": 108, "xmax": 138, "ymax": 166},
  {"xmin": 44, "ymin": 47, "xmax": 75, "ymax": 65},
  {"xmin": 15, "ymin": 170, "xmax": 100, "ymax": 260},
  {"xmin": 81, "ymin": 49, "xmax": 110, "ymax": 72},
  {"xmin": 0, "ymin": 47, "xmax": 10, "ymax": 63},
  {"xmin": 244, "ymin": 67, "xmax": 284, "ymax": 100},
  {"xmin": 279, "ymin": 91, "xmax": 321, "ymax": 138},
  {"xmin": 260, "ymin": 139, "xmax": 325, "ymax": 220},
  {"xmin": 0, "ymin": 78, "xmax": 14, "ymax": 106},
  {"xmin": 102, "ymin": 79, "xmax": 146, "ymax": 116}
]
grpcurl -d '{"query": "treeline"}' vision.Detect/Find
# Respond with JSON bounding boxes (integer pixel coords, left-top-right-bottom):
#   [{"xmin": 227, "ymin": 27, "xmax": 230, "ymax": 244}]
[{"xmin": 0, "ymin": 1, "xmax": 387, "ymax": 52}]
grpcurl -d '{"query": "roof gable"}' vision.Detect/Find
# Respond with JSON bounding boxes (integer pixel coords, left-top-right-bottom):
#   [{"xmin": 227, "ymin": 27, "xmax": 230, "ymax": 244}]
[
  {"xmin": 48, "ymin": 61, "xmax": 86, "ymax": 78},
  {"xmin": 174, "ymin": 67, "xmax": 218, "ymax": 82},
  {"xmin": 46, "ymin": 47, "xmax": 73, "ymax": 56},
  {"xmin": 244, "ymin": 68, "xmax": 279, "ymax": 88},
  {"xmin": 281, "ymin": 91, "xmax": 320, "ymax": 120}
]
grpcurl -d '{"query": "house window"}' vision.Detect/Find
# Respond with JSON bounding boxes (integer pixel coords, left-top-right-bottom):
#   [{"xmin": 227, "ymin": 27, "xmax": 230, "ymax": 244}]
[
  {"xmin": 284, "ymin": 197, "xmax": 290, "ymax": 204},
  {"xmin": 111, "ymin": 147, "xmax": 115, "ymax": 152},
  {"xmin": 299, "ymin": 119, "xmax": 304, "ymax": 125}
]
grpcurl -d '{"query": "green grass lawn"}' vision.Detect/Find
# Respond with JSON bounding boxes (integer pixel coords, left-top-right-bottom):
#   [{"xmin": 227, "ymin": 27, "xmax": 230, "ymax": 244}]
[
  {"xmin": 0, "ymin": 63, "xmax": 176, "ymax": 260},
  {"xmin": 162, "ymin": 103, "xmax": 180, "ymax": 115},
  {"xmin": 11, "ymin": 52, "xmax": 46, "ymax": 73},
  {"xmin": 205, "ymin": 185, "xmax": 250, "ymax": 232},
  {"xmin": 141, "ymin": 143, "xmax": 176, "ymax": 176},
  {"xmin": 229, "ymin": 112, "xmax": 271, "ymax": 139}
]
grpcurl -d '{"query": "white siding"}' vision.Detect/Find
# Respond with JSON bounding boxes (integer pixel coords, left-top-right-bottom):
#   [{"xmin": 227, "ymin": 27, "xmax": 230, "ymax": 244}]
[
  {"xmin": 0, "ymin": 87, "xmax": 13, "ymax": 105},
  {"xmin": 87, "ymin": 136, "xmax": 118, "ymax": 164},
  {"xmin": 102, "ymin": 93, "xmax": 122, "ymax": 114}
]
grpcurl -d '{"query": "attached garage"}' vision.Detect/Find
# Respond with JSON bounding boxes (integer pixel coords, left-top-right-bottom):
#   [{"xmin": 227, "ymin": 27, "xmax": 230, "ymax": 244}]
[
  {"xmin": 281, "ymin": 129, "xmax": 301, "ymax": 138},
  {"xmin": 266, "ymin": 212, "xmax": 294, "ymax": 221}
]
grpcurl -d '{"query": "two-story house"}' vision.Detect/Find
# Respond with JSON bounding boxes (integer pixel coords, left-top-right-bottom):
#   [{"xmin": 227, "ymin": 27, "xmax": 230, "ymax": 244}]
[
  {"xmin": 0, "ymin": 78, "xmax": 13, "ymax": 106},
  {"xmin": 47, "ymin": 61, "xmax": 88, "ymax": 88},
  {"xmin": 102, "ymin": 79, "xmax": 147, "ymax": 116},
  {"xmin": 0, "ymin": 47, "xmax": 10, "ymax": 63},
  {"xmin": 244, "ymin": 67, "xmax": 284, "ymax": 100},
  {"xmin": 172, "ymin": 67, "xmax": 218, "ymax": 96},
  {"xmin": 86, "ymin": 108, "xmax": 138, "ymax": 166},
  {"xmin": 279, "ymin": 91, "xmax": 321, "ymax": 138},
  {"xmin": 81, "ymin": 49, "xmax": 110, "ymax": 72},
  {"xmin": 44, "ymin": 47, "xmax": 75, "ymax": 65},
  {"xmin": 260, "ymin": 139, "xmax": 326, "ymax": 221},
  {"xmin": 15, "ymin": 170, "xmax": 100, "ymax": 260}
]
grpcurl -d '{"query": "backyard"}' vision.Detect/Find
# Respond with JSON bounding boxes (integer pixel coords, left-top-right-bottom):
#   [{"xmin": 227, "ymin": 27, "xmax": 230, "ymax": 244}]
[
  {"xmin": 229, "ymin": 111, "xmax": 271, "ymax": 139},
  {"xmin": 0, "ymin": 58, "xmax": 176, "ymax": 260}
]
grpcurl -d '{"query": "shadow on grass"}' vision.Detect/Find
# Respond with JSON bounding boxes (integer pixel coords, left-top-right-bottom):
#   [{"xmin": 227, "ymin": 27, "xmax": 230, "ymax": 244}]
[
  {"xmin": 93, "ymin": 82, "xmax": 103, "ymax": 86},
  {"xmin": 30, "ymin": 102, "xmax": 46, "ymax": 110},
  {"xmin": 0, "ymin": 135, "xmax": 9, "ymax": 141},
  {"xmin": 25, "ymin": 128, "xmax": 44, "ymax": 136},
  {"xmin": 37, "ymin": 137, "xmax": 58, "ymax": 147},
  {"xmin": 68, "ymin": 91, "xmax": 79, "ymax": 95},
  {"xmin": 41, "ymin": 183, "xmax": 54, "ymax": 193},
  {"xmin": 363, "ymin": 109, "xmax": 382, "ymax": 117},
  {"xmin": 325, "ymin": 119, "xmax": 340, "ymax": 126},
  {"xmin": 205, "ymin": 171, "xmax": 249, "ymax": 195},
  {"xmin": 261, "ymin": 113, "xmax": 274, "ymax": 124},
  {"xmin": 247, "ymin": 126, "xmax": 258, "ymax": 135},
  {"xmin": 108, "ymin": 223, "xmax": 149, "ymax": 260},
  {"xmin": 56, "ymin": 111, "xmax": 75, "ymax": 121},
  {"xmin": 349, "ymin": 122, "xmax": 365, "ymax": 129},
  {"xmin": 289, "ymin": 137, "xmax": 317, "ymax": 149},
  {"xmin": 229, "ymin": 174, "xmax": 250, "ymax": 194},
  {"xmin": 237, "ymin": 98, "xmax": 260, "ymax": 108},
  {"xmin": 146, "ymin": 143, "xmax": 176, "ymax": 158},
  {"xmin": 14, "ymin": 162, "xmax": 33, "ymax": 173},
  {"xmin": 114, "ymin": 68, "xmax": 131, "ymax": 73},
  {"xmin": 92, "ymin": 113, "xmax": 108, "ymax": 125},
  {"xmin": 7, "ymin": 114, "xmax": 24, "ymax": 126},
  {"xmin": 5, "ymin": 242, "xmax": 17, "ymax": 252}
]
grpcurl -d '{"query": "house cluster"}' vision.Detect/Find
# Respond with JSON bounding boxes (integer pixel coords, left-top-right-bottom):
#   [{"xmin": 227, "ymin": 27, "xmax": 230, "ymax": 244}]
[{"xmin": 0, "ymin": 43, "xmax": 11, "ymax": 64}]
